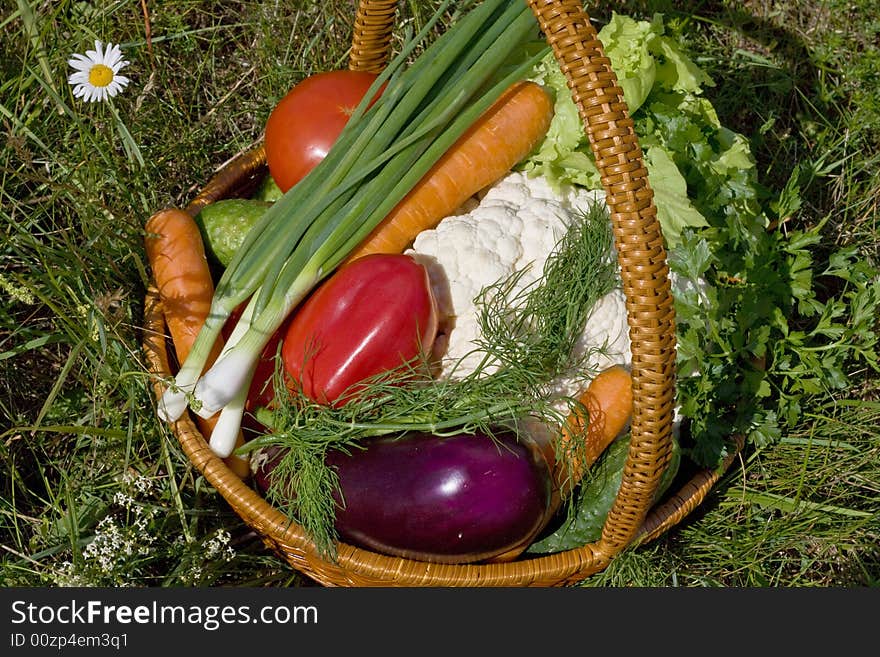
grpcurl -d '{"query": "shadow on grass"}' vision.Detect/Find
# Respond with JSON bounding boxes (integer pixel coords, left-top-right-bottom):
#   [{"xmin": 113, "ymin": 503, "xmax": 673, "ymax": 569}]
[{"xmin": 588, "ymin": 1, "xmax": 850, "ymax": 211}]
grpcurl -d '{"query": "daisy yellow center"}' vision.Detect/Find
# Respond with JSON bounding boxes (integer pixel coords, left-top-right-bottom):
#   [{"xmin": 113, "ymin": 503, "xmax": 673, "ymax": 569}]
[{"xmin": 88, "ymin": 64, "xmax": 114, "ymax": 87}]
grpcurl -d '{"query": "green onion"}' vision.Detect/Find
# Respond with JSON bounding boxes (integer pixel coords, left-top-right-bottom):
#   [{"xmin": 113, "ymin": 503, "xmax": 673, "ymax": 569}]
[{"xmin": 157, "ymin": 0, "xmax": 550, "ymax": 455}]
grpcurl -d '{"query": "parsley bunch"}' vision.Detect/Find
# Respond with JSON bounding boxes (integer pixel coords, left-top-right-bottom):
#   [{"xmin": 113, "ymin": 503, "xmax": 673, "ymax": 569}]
[
  {"xmin": 523, "ymin": 11, "xmax": 880, "ymax": 468},
  {"xmin": 671, "ymin": 167, "xmax": 880, "ymax": 467}
]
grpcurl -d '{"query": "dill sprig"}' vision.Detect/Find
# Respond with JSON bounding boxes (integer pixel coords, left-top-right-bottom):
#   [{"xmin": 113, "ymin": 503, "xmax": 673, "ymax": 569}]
[
  {"xmin": 245, "ymin": 202, "xmax": 619, "ymax": 556},
  {"xmin": 473, "ymin": 201, "xmax": 621, "ymax": 385}
]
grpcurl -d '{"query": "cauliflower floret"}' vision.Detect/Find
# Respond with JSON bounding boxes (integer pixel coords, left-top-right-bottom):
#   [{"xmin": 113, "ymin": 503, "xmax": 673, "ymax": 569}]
[
  {"xmin": 408, "ymin": 171, "xmax": 629, "ymax": 397},
  {"xmin": 409, "ymin": 170, "xmax": 707, "ymax": 436}
]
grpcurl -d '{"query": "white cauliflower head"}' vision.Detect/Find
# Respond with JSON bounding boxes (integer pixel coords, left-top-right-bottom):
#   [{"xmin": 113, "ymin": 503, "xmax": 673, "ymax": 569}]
[{"xmin": 408, "ymin": 171, "xmax": 630, "ymax": 399}]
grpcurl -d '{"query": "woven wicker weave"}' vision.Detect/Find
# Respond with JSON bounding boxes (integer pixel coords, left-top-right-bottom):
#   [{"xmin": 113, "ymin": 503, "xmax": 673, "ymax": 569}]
[{"xmin": 142, "ymin": 0, "xmax": 742, "ymax": 586}]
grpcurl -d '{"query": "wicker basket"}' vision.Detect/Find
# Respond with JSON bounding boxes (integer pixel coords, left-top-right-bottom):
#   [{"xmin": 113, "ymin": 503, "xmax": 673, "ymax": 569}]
[{"xmin": 142, "ymin": 0, "xmax": 743, "ymax": 587}]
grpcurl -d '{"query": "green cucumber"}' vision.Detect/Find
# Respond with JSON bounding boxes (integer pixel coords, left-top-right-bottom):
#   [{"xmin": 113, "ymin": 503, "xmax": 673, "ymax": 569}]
[
  {"xmin": 194, "ymin": 198, "xmax": 272, "ymax": 267},
  {"xmin": 252, "ymin": 174, "xmax": 284, "ymax": 202},
  {"xmin": 526, "ymin": 434, "xmax": 681, "ymax": 554}
]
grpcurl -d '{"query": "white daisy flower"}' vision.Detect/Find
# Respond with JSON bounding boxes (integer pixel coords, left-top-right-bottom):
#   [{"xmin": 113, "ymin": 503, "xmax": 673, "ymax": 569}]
[{"xmin": 68, "ymin": 40, "xmax": 131, "ymax": 103}]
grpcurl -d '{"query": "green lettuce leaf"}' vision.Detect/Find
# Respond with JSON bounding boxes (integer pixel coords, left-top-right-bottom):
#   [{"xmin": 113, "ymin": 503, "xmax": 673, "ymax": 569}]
[
  {"xmin": 599, "ymin": 12, "xmax": 659, "ymax": 113},
  {"xmin": 648, "ymin": 22, "xmax": 715, "ymax": 94},
  {"xmin": 522, "ymin": 13, "xmax": 753, "ymax": 249},
  {"xmin": 644, "ymin": 145, "xmax": 709, "ymax": 244},
  {"xmin": 523, "ymin": 51, "xmax": 601, "ymax": 189}
]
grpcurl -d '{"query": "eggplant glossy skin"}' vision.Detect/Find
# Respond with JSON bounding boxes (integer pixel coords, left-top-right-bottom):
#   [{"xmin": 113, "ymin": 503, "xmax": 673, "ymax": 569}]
[
  {"xmin": 256, "ymin": 430, "xmax": 552, "ymax": 563},
  {"xmin": 329, "ymin": 431, "xmax": 550, "ymax": 562}
]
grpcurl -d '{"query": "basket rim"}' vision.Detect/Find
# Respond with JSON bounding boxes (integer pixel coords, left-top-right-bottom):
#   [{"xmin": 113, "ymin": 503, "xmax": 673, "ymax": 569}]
[{"xmin": 144, "ymin": 284, "xmax": 742, "ymax": 586}]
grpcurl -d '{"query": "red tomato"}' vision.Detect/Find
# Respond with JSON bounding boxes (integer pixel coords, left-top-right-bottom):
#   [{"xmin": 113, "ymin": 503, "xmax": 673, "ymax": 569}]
[
  {"xmin": 264, "ymin": 70, "xmax": 383, "ymax": 192},
  {"xmin": 281, "ymin": 254, "xmax": 439, "ymax": 407}
]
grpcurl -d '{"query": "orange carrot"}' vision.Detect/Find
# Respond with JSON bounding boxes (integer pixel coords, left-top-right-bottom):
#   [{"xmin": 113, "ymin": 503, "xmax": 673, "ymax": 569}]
[
  {"xmin": 145, "ymin": 208, "xmax": 220, "ymax": 365},
  {"xmin": 555, "ymin": 365, "xmax": 634, "ymax": 495},
  {"xmin": 342, "ymin": 80, "xmax": 554, "ymax": 263},
  {"xmin": 488, "ymin": 365, "xmax": 634, "ymax": 563},
  {"xmin": 144, "ymin": 208, "xmax": 250, "ymax": 479}
]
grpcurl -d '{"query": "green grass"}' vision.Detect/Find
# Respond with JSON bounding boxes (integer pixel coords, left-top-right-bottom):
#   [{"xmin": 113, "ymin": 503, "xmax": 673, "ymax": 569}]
[{"xmin": 1, "ymin": 0, "xmax": 878, "ymax": 587}]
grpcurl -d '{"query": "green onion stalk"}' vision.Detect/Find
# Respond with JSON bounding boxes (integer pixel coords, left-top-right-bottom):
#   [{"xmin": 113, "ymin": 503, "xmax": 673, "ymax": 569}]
[{"xmin": 156, "ymin": 0, "xmax": 551, "ymax": 458}]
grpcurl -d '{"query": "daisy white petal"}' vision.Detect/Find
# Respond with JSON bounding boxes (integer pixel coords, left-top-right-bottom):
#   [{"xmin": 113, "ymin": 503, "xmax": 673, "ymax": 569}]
[
  {"xmin": 67, "ymin": 39, "xmax": 132, "ymax": 103},
  {"xmin": 68, "ymin": 54, "xmax": 93, "ymax": 70},
  {"xmin": 107, "ymin": 43, "xmax": 123, "ymax": 62}
]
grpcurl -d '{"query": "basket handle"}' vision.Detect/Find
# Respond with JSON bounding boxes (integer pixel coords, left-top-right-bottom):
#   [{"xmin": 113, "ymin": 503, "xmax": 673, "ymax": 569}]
[
  {"xmin": 526, "ymin": 0, "xmax": 677, "ymax": 556},
  {"xmin": 353, "ymin": 0, "xmax": 678, "ymax": 556},
  {"xmin": 349, "ymin": 0, "xmax": 399, "ymax": 72}
]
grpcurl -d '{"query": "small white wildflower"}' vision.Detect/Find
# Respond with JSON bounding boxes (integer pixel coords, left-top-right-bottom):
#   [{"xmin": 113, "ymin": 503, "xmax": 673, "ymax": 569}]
[
  {"xmin": 204, "ymin": 529, "xmax": 235, "ymax": 562},
  {"xmin": 112, "ymin": 491, "xmax": 135, "ymax": 509},
  {"xmin": 186, "ymin": 565, "xmax": 203, "ymax": 584},
  {"xmin": 132, "ymin": 474, "xmax": 155, "ymax": 496},
  {"xmin": 83, "ymin": 516, "xmax": 123, "ymax": 573},
  {"xmin": 54, "ymin": 561, "xmax": 90, "ymax": 587},
  {"xmin": 68, "ymin": 40, "xmax": 131, "ymax": 102},
  {"xmin": 117, "ymin": 470, "xmax": 156, "ymax": 497},
  {"xmin": 132, "ymin": 508, "xmax": 150, "ymax": 532}
]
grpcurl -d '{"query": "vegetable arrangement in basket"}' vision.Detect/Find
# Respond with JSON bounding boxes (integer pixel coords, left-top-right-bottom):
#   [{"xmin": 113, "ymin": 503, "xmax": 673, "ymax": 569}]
[{"xmin": 145, "ymin": 0, "xmax": 880, "ymax": 575}]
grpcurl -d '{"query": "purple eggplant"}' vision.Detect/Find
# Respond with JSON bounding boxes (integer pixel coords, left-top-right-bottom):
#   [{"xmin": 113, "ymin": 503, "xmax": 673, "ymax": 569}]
[{"xmin": 254, "ymin": 429, "xmax": 553, "ymax": 563}]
